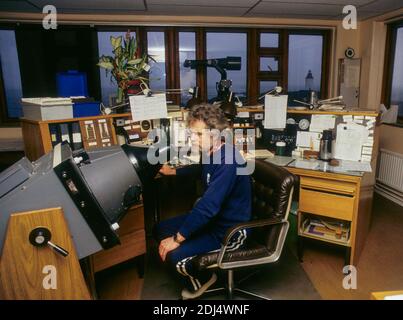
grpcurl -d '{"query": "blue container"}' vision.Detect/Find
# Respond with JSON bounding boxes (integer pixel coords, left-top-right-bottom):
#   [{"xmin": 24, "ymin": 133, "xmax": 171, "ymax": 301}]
[
  {"xmin": 56, "ymin": 70, "xmax": 88, "ymax": 97},
  {"xmin": 73, "ymin": 101, "xmax": 100, "ymax": 118}
]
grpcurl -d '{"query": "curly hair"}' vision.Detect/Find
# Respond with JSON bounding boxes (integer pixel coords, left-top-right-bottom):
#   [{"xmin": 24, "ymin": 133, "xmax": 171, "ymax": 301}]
[{"xmin": 186, "ymin": 103, "xmax": 229, "ymax": 131}]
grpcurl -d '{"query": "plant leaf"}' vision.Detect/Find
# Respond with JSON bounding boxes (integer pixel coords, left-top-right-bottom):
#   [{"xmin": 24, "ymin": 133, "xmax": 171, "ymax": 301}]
[
  {"xmin": 113, "ymin": 46, "xmax": 123, "ymax": 57},
  {"xmin": 110, "ymin": 36, "xmax": 122, "ymax": 50},
  {"xmin": 127, "ymin": 58, "xmax": 143, "ymax": 65},
  {"xmin": 97, "ymin": 61, "xmax": 114, "ymax": 70}
]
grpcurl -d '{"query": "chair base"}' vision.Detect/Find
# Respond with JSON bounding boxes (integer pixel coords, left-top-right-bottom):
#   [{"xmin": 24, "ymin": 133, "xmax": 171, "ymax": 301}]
[
  {"xmin": 203, "ymin": 269, "xmax": 271, "ymax": 300},
  {"xmin": 205, "ymin": 286, "xmax": 271, "ymax": 300}
]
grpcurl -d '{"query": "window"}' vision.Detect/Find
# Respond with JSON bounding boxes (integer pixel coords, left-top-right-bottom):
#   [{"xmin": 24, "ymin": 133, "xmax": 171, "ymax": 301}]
[
  {"xmin": 260, "ymin": 32, "xmax": 279, "ymax": 48},
  {"xmin": 0, "ymin": 29, "xmax": 23, "ymax": 122},
  {"xmin": 288, "ymin": 34, "xmax": 324, "ymax": 106},
  {"xmin": 255, "ymin": 30, "xmax": 329, "ymax": 106},
  {"xmin": 0, "ymin": 25, "xmax": 331, "ymax": 124},
  {"xmin": 206, "ymin": 32, "xmax": 247, "ymax": 101},
  {"xmin": 147, "ymin": 31, "xmax": 166, "ymax": 91},
  {"xmin": 259, "ymin": 57, "xmax": 279, "ymax": 72},
  {"xmin": 178, "ymin": 32, "xmax": 196, "ymax": 105},
  {"xmin": 383, "ymin": 21, "xmax": 403, "ymax": 123},
  {"xmin": 97, "ymin": 31, "xmax": 130, "ymax": 106}
]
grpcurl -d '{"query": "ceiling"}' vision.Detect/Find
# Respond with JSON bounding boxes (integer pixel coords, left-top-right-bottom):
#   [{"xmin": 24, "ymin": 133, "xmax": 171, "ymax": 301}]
[{"xmin": 0, "ymin": 0, "xmax": 402, "ymax": 21}]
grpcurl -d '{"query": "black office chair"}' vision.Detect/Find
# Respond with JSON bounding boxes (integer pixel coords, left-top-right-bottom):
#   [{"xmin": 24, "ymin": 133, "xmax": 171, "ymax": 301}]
[{"xmin": 190, "ymin": 159, "xmax": 296, "ymax": 300}]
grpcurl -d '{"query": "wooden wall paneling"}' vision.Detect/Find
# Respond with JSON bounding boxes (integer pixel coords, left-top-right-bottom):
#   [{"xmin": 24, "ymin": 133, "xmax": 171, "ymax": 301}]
[
  {"xmin": 0, "ymin": 207, "xmax": 91, "ymax": 300},
  {"xmin": 21, "ymin": 120, "xmax": 45, "ymax": 161}
]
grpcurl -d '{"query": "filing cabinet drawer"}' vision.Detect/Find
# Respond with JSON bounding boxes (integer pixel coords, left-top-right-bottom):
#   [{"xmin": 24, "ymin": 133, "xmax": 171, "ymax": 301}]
[
  {"xmin": 300, "ymin": 176, "xmax": 356, "ymax": 195},
  {"xmin": 299, "ymin": 187, "xmax": 355, "ymax": 221}
]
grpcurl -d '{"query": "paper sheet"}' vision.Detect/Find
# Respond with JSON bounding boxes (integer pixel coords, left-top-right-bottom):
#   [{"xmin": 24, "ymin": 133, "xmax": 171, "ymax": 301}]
[
  {"xmin": 294, "ymin": 159, "xmax": 320, "ymax": 170},
  {"xmin": 130, "ymin": 93, "xmax": 168, "ymax": 121},
  {"xmin": 265, "ymin": 156, "xmax": 295, "ymax": 167},
  {"xmin": 264, "ymin": 94, "xmax": 288, "ymax": 129},
  {"xmin": 343, "ymin": 115, "xmax": 353, "ymax": 123},
  {"xmin": 334, "ymin": 122, "xmax": 369, "ymax": 161},
  {"xmin": 296, "ymin": 131, "xmax": 322, "ymax": 151},
  {"xmin": 309, "ymin": 114, "xmax": 336, "ymax": 132}
]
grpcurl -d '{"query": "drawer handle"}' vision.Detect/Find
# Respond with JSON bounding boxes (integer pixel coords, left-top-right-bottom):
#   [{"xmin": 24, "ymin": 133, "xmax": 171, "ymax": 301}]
[{"xmin": 301, "ymin": 186, "xmax": 354, "ymax": 198}]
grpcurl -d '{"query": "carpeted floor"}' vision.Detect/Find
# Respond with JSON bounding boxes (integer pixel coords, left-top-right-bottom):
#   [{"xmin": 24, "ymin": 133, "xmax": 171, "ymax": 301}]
[
  {"xmin": 141, "ymin": 216, "xmax": 321, "ymax": 300},
  {"xmin": 96, "ymin": 195, "xmax": 403, "ymax": 300}
]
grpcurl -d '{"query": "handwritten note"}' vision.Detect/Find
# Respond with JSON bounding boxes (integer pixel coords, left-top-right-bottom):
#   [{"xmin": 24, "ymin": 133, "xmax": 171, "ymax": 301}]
[
  {"xmin": 130, "ymin": 93, "xmax": 168, "ymax": 121},
  {"xmin": 309, "ymin": 115, "xmax": 336, "ymax": 132},
  {"xmin": 296, "ymin": 131, "xmax": 322, "ymax": 151},
  {"xmin": 334, "ymin": 122, "xmax": 369, "ymax": 161}
]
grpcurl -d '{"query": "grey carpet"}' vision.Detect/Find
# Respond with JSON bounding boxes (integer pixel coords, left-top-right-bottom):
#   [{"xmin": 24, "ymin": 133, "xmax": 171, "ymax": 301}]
[{"xmin": 141, "ymin": 215, "xmax": 321, "ymax": 300}]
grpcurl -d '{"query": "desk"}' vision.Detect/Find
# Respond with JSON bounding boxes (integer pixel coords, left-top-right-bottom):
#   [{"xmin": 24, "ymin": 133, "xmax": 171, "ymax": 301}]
[
  {"xmin": 371, "ymin": 290, "xmax": 403, "ymax": 300},
  {"xmin": 247, "ymin": 108, "xmax": 379, "ymax": 266},
  {"xmin": 282, "ymin": 158, "xmax": 374, "ymax": 266}
]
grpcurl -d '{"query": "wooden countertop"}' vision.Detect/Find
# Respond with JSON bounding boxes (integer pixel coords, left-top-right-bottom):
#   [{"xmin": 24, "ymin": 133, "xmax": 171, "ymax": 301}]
[{"xmin": 238, "ymin": 107, "xmax": 379, "ymax": 117}]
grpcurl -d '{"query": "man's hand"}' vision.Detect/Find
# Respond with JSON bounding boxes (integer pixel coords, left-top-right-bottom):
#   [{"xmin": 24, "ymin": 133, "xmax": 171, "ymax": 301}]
[
  {"xmin": 159, "ymin": 163, "xmax": 177, "ymax": 176},
  {"xmin": 159, "ymin": 236, "xmax": 180, "ymax": 261}
]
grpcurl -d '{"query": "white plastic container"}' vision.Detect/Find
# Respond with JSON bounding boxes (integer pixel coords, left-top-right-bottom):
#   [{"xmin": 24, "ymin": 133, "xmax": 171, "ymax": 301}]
[{"xmin": 21, "ymin": 98, "xmax": 73, "ymax": 121}]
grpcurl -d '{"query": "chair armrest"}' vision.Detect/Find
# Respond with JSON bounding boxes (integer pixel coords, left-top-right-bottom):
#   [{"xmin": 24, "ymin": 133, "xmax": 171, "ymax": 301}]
[
  {"xmin": 217, "ymin": 217, "xmax": 286, "ymax": 268},
  {"xmin": 222, "ymin": 216, "xmax": 284, "ymax": 246}
]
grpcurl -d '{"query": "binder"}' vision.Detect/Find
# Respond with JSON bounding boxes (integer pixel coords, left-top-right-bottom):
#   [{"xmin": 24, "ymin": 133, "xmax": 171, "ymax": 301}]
[{"xmin": 71, "ymin": 122, "xmax": 83, "ymax": 150}]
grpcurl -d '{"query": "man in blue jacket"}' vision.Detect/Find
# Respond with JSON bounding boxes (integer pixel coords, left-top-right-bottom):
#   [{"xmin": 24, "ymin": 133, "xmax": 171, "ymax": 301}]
[{"xmin": 154, "ymin": 103, "xmax": 252, "ymax": 300}]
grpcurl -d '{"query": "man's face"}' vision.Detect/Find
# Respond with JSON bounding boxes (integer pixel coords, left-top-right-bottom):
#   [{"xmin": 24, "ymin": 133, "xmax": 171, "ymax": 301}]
[{"xmin": 189, "ymin": 120, "xmax": 211, "ymax": 153}]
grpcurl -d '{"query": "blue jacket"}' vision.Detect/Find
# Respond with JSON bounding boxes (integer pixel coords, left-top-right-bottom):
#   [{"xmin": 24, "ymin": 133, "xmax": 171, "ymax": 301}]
[{"xmin": 177, "ymin": 144, "xmax": 252, "ymax": 241}]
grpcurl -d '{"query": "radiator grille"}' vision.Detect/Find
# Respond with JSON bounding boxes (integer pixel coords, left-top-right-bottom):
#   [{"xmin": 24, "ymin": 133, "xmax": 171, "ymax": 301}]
[{"xmin": 375, "ymin": 149, "xmax": 403, "ymax": 207}]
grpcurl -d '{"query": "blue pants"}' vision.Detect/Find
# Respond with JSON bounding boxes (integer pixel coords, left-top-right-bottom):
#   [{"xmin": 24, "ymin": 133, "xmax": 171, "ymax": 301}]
[{"xmin": 154, "ymin": 213, "xmax": 247, "ymax": 291}]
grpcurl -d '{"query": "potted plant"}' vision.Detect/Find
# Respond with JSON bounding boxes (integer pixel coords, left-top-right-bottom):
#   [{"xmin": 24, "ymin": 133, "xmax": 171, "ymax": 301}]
[{"xmin": 97, "ymin": 30, "xmax": 153, "ymax": 104}]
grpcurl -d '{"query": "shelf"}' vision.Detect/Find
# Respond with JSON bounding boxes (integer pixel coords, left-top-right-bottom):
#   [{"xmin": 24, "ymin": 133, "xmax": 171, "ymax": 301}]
[
  {"xmin": 298, "ymin": 212, "xmax": 351, "ymax": 247},
  {"xmin": 20, "ymin": 113, "xmax": 132, "ymax": 125},
  {"xmin": 237, "ymin": 107, "xmax": 379, "ymax": 117},
  {"xmin": 298, "ymin": 231, "xmax": 350, "ymax": 247}
]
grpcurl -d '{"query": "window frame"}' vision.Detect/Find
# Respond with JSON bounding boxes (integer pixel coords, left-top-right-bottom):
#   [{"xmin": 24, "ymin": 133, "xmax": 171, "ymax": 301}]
[
  {"xmin": 382, "ymin": 20, "xmax": 403, "ymax": 124},
  {"xmin": 204, "ymin": 28, "xmax": 249, "ymax": 102},
  {"xmin": 0, "ymin": 24, "xmax": 332, "ymax": 126}
]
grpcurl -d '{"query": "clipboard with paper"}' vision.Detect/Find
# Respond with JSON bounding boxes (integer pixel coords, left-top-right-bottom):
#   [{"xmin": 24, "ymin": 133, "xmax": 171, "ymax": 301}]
[
  {"xmin": 264, "ymin": 94, "xmax": 288, "ymax": 129},
  {"xmin": 129, "ymin": 93, "xmax": 168, "ymax": 121}
]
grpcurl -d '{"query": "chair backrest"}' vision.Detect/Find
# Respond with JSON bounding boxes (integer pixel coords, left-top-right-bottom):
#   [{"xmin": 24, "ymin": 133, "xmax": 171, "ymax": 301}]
[
  {"xmin": 250, "ymin": 159, "xmax": 296, "ymax": 255},
  {"xmin": 251, "ymin": 159, "xmax": 295, "ymax": 221},
  {"xmin": 190, "ymin": 159, "xmax": 297, "ymax": 271}
]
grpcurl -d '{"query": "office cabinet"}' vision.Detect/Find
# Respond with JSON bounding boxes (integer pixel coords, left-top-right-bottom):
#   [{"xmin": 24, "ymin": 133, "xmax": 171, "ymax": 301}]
[
  {"xmin": 287, "ymin": 167, "xmax": 372, "ymax": 266},
  {"xmin": 20, "ymin": 113, "xmax": 130, "ymax": 161}
]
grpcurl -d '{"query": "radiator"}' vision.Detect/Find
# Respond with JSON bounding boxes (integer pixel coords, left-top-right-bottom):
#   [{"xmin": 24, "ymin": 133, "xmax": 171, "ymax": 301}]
[{"xmin": 375, "ymin": 149, "xmax": 403, "ymax": 207}]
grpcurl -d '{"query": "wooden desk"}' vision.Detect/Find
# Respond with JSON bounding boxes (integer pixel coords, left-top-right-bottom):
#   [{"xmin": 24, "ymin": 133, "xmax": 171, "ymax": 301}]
[
  {"xmin": 91, "ymin": 203, "xmax": 146, "ymax": 274},
  {"xmin": 257, "ymin": 108, "xmax": 380, "ymax": 266},
  {"xmin": 286, "ymin": 166, "xmax": 373, "ymax": 266},
  {"xmin": 371, "ymin": 291, "xmax": 403, "ymax": 300}
]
